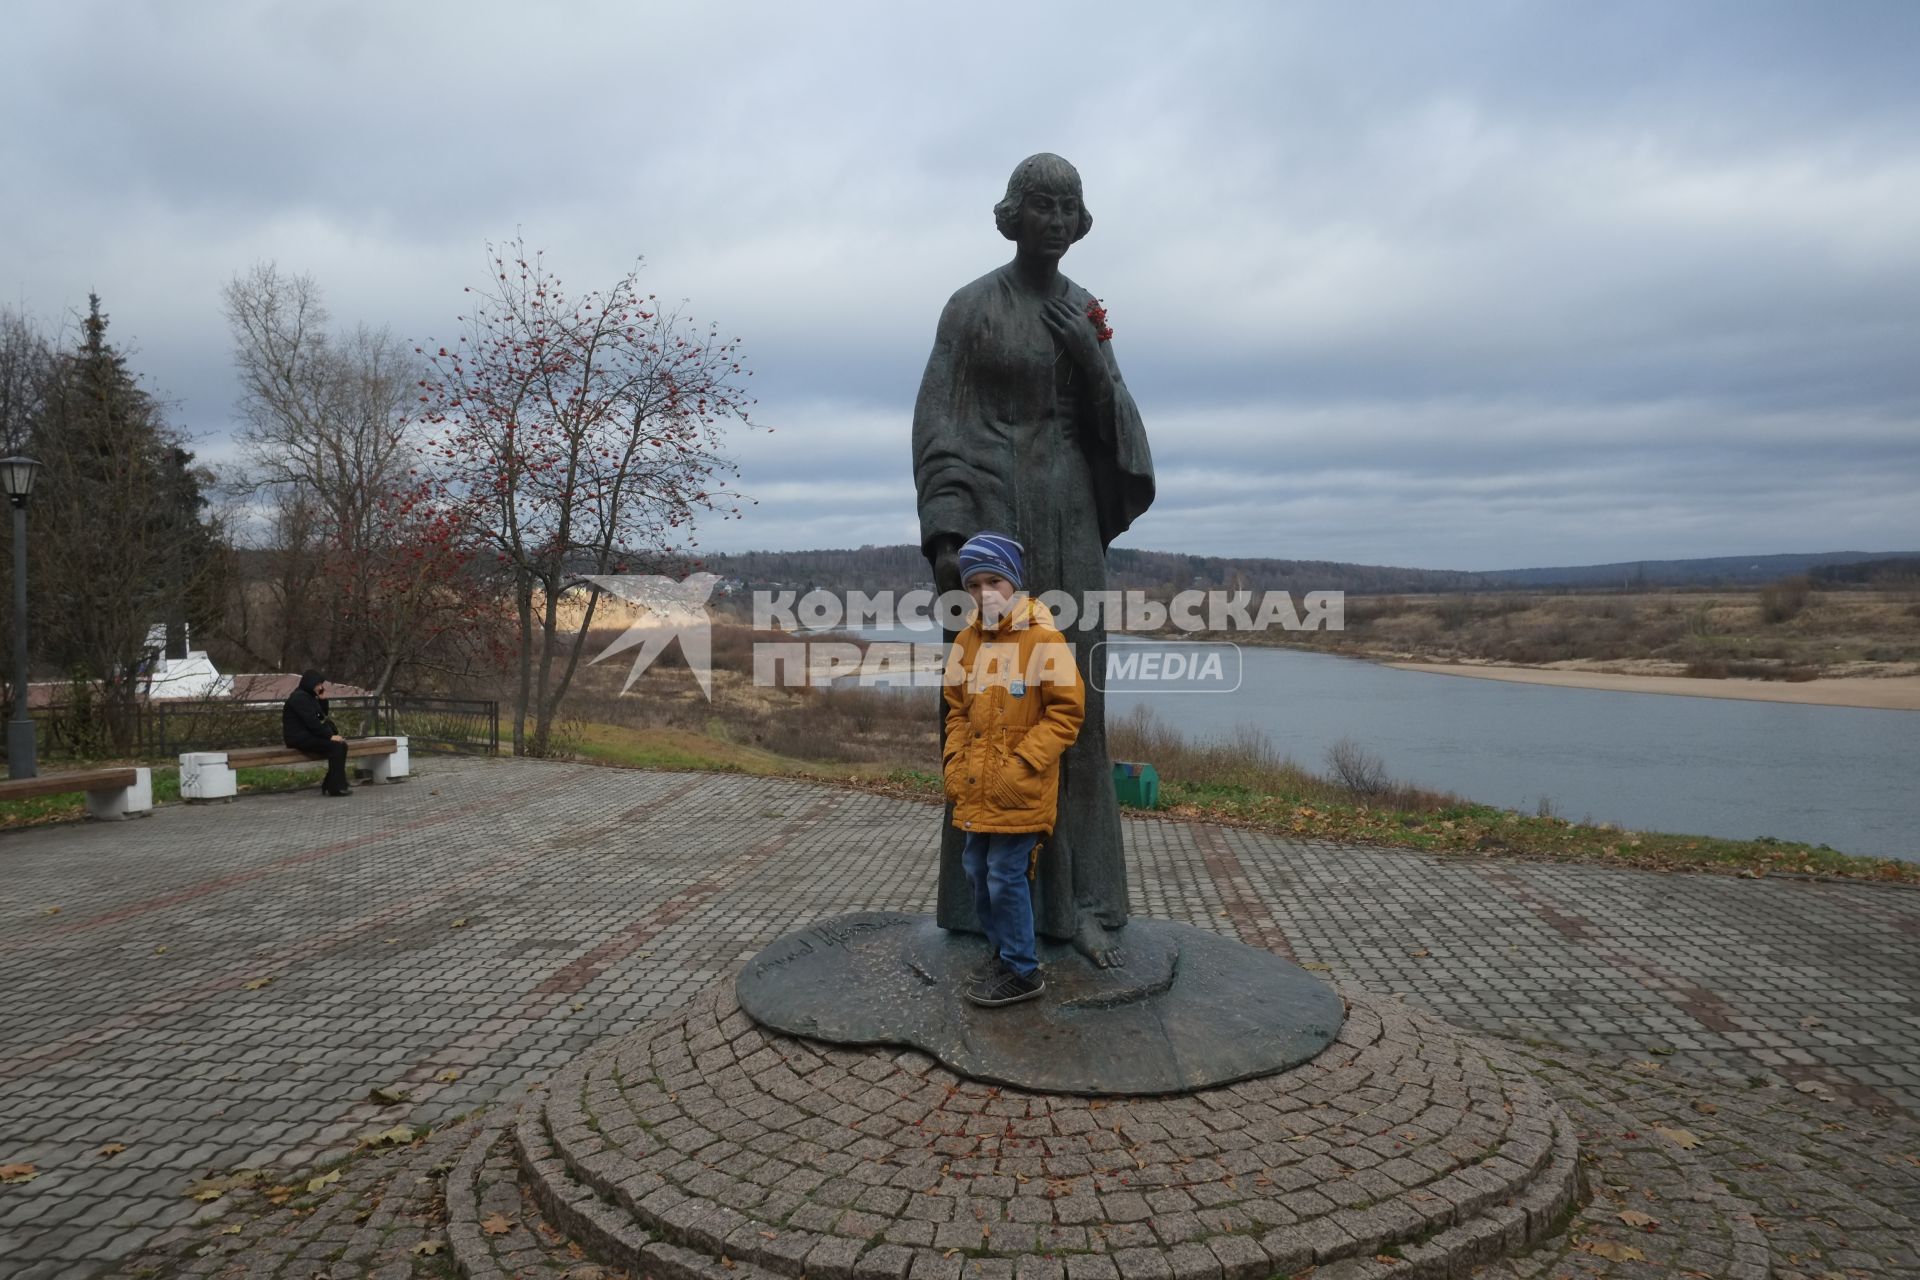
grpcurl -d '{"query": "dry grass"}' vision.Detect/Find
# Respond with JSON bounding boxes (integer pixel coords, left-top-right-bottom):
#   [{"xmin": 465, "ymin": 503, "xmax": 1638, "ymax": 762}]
[{"xmin": 539, "ymin": 621, "xmax": 941, "ymax": 767}]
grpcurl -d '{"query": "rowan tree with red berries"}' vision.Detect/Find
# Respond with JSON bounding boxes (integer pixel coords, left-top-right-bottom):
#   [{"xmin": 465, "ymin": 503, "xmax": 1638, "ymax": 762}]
[{"xmin": 412, "ymin": 238, "xmax": 756, "ymax": 755}]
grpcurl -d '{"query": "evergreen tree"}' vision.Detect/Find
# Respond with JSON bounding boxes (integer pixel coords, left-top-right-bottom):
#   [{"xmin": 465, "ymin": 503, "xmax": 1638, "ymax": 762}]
[{"xmin": 24, "ymin": 295, "xmax": 227, "ymax": 746}]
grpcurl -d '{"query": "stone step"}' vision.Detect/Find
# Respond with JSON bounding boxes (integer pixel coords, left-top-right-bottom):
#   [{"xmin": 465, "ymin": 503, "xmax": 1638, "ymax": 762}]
[
  {"xmin": 1305, "ymin": 1108, "xmax": 1581, "ymax": 1279},
  {"xmin": 516, "ymin": 978, "xmax": 1593, "ymax": 1280},
  {"xmin": 447, "ymin": 1103, "xmax": 640, "ymax": 1279},
  {"xmin": 505, "ymin": 1071, "xmax": 793, "ymax": 1280}
]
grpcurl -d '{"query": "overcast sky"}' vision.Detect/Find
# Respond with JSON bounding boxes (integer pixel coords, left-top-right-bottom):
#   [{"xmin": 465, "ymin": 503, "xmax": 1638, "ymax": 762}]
[{"xmin": 5, "ymin": 1, "xmax": 1917, "ymax": 571}]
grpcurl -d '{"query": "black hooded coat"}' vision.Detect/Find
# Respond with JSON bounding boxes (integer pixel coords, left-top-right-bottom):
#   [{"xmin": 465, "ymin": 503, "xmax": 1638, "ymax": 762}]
[{"xmin": 282, "ymin": 670, "xmax": 340, "ymax": 753}]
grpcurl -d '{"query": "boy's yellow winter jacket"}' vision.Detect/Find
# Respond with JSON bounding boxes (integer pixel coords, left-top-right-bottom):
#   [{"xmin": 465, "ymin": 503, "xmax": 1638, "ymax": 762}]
[{"xmin": 941, "ymin": 594, "xmax": 1086, "ymax": 835}]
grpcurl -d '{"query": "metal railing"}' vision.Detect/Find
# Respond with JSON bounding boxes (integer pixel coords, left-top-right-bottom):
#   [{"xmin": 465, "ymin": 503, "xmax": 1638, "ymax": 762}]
[{"xmin": 378, "ymin": 697, "xmax": 501, "ymax": 756}]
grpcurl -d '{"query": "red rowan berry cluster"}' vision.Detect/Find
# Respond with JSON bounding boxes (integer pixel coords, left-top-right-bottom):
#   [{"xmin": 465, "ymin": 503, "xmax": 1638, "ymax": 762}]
[{"xmin": 1085, "ymin": 297, "xmax": 1113, "ymax": 342}]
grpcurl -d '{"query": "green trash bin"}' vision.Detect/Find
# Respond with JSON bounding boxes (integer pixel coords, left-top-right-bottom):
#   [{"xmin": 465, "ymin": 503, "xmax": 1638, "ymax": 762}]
[{"xmin": 1112, "ymin": 761, "xmax": 1160, "ymax": 809}]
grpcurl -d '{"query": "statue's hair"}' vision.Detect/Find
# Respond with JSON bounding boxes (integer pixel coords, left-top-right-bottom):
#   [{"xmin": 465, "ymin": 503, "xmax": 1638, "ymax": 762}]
[{"xmin": 994, "ymin": 153, "xmax": 1094, "ymax": 243}]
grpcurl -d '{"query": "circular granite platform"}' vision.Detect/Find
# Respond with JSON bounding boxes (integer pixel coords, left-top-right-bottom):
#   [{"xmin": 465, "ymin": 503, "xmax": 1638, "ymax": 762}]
[
  {"xmin": 733, "ymin": 913, "xmax": 1348, "ymax": 1095},
  {"xmin": 503, "ymin": 974, "xmax": 1581, "ymax": 1280}
]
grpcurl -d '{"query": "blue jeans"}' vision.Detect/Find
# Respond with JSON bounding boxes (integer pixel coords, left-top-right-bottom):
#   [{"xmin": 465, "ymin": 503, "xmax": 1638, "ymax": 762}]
[{"xmin": 961, "ymin": 831, "xmax": 1040, "ymax": 979}]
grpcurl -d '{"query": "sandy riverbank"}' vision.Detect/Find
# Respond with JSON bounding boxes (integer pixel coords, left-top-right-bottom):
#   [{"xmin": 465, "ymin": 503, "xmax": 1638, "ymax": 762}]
[{"xmin": 1383, "ymin": 660, "xmax": 1920, "ymax": 710}]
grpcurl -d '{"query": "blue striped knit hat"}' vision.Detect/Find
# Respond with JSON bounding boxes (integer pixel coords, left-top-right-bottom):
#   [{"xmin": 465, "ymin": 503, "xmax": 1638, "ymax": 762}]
[{"xmin": 958, "ymin": 531, "xmax": 1024, "ymax": 591}]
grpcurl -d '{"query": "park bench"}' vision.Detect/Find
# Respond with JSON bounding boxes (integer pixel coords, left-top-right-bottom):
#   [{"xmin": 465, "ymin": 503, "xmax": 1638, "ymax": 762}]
[
  {"xmin": 0, "ymin": 766, "xmax": 154, "ymax": 820},
  {"xmin": 179, "ymin": 736, "xmax": 411, "ymax": 801}
]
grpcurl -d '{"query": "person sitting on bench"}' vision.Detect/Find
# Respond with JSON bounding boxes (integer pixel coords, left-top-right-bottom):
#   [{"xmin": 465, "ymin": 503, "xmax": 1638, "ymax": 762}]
[{"xmin": 282, "ymin": 670, "xmax": 352, "ymax": 797}]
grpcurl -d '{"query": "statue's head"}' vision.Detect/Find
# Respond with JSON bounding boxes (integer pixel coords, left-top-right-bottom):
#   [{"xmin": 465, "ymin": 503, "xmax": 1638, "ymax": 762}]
[{"xmin": 994, "ymin": 153, "xmax": 1093, "ymax": 253}]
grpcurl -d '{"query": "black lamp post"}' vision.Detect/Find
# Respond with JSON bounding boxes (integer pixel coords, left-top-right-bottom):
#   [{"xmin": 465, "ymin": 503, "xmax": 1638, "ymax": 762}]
[{"xmin": 2, "ymin": 455, "xmax": 42, "ymax": 779}]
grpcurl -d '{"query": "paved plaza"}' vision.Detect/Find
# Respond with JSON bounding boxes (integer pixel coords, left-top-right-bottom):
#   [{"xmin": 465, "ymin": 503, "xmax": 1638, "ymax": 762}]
[{"xmin": 0, "ymin": 754, "xmax": 1915, "ymax": 1278}]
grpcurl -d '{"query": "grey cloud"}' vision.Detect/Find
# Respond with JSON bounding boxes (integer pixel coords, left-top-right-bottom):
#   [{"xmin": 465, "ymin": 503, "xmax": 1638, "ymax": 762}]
[
  {"xmin": 719, "ymin": 394, "xmax": 1920, "ymax": 568},
  {"xmin": 4, "ymin": 1, "xmax": 1916, "ymax": 570}
]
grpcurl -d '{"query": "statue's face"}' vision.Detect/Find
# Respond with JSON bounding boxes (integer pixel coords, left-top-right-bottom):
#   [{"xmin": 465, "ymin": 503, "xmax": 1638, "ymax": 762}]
[{"xmin": 1016, "ymin": 187, "xmax": 1081, "ymax": 260}]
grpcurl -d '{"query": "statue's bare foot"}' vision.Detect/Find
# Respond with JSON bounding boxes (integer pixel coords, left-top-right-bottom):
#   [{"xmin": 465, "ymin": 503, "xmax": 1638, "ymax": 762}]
[{"xmin": 1071, "ymin": 917, "xmax": 1125, "ymax": 969}]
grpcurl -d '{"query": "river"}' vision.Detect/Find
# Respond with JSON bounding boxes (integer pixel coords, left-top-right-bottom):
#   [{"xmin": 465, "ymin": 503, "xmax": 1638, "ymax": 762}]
[{"xmin": 840, "ymin": 624, "xmax": 1919, "ymax": 861}]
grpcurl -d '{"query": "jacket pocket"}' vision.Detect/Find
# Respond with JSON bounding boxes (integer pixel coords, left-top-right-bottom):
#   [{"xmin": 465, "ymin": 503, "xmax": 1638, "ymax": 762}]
[{"xmin": 985, "ymin": 751, "xmax": 1037, "ymax": 812}]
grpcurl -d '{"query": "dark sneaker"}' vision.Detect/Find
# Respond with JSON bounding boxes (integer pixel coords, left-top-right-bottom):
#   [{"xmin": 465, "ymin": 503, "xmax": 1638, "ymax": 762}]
[
  {"xmin": 971, "ymin": 954, "xmax": 1007, "ymax": 983},
  {"xmin": 966, "ymin": 968, "xmax": 1045, "ymax": 1008}
]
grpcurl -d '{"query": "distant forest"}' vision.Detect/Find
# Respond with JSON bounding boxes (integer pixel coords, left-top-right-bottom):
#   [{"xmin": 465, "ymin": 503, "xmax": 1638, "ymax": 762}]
[
  {"xmin": 1810, "ymin": 556, "xmax": 1920, "ymax": 586},
  {"xmin": 695, "ymin": 545, "xmax": 1920, "ymax": 596}
]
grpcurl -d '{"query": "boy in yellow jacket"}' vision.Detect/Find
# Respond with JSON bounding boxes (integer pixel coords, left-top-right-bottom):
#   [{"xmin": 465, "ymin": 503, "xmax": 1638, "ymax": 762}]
[{"xmin": 942, "ymin": 531, "xmax": 1086, "ymax": 1007}]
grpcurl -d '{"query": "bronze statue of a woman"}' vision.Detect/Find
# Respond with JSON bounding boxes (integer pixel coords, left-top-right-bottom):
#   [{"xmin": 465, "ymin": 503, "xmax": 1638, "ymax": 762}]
[{"xmin": 911, "ymin": 154, "xmax": 1155, "ymax": 967}]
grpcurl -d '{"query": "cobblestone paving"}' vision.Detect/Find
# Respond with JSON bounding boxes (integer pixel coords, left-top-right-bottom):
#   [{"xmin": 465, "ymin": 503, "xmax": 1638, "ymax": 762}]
[
  {"xmin": 90, "ymin": 1046, "xmax": 1920, "ymax": 1280},
  {"xmin": 518, "ymin": 980, "xmax": 1575, "ymax": 1280},
  {"xmin": 0, "ymin": 755, "xmax": 1914, "ymax": 1277},
  {"xmin": 1487, "ymin": 1044, "xmax": 1918, "ymax": 1279}
]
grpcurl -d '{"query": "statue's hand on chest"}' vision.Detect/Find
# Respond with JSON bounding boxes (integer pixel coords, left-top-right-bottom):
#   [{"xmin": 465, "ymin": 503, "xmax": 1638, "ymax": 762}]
[{"xmin": 1042, "ymin": 295, "xmax": 1106, "ymax": 384}]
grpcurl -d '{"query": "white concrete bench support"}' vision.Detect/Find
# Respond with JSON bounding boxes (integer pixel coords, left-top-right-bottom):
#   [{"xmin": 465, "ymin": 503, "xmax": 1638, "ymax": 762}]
[
  {"xmin": 84, "ymin": 767, "xmax": 153, "ymax": 820},
  {"xmin": 180, "ymin": 752, "xmax": 238, "ymax": 802},
  {"xmin": 366, "ymin": 738, "xmax": 410, "ymax": 782}
]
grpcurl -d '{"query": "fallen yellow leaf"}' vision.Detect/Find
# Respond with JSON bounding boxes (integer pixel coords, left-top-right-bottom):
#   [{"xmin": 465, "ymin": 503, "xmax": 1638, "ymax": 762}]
[
  {"xmin": 1578, "ymin": 1240, "xmax": 1647, "ymax": 1262},
  {"xmin": 1654, "ymin": 1126, "xmax": 1700, "ymax": 1150},
  {"xmin": 480, "ymin": 1212, "xmax": 514, "ymax": 1236},
  {"xmin": 0, "ymin": 1163, "xmax": 37, "ymax": 1184},
  {"xmin": 435, "ymin": 1069, "xmax": 462, "ymax": 1083},
  {"xmin": 358, "ymin": 1125, "xmax": 416, "ymax": 1148},
  {"xmin": 241, "ymin": 976, "xmax": 273, "ymax": 991},
  {"xmin": 220, "ymin": 1224, "xmax": 242, "ymax": 1235},
  {"xmin": 306, "ymin": 1169, "xmax": 341, "ymax": 1193},
  {"xmin": 187, "ymin": 1170, "xmax": 261, "ymax": 1200},
  {"xmin": 1618, "ymin": 1209, "xmax": 1659, "ymax": 1228},
  {"xmin": 96, "ymin": 1143, "xmax": 127, "ymax": 1158},
  {"xmin": 413, "ymin": 1239, "xmax": 444, "ymax": 1256}
]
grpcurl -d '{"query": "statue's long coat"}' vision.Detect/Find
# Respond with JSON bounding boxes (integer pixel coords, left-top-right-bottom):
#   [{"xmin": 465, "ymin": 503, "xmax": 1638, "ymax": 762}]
[{"xmin": 912, "ymin": 261, "xmax": 1155, "ymax": 940}]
